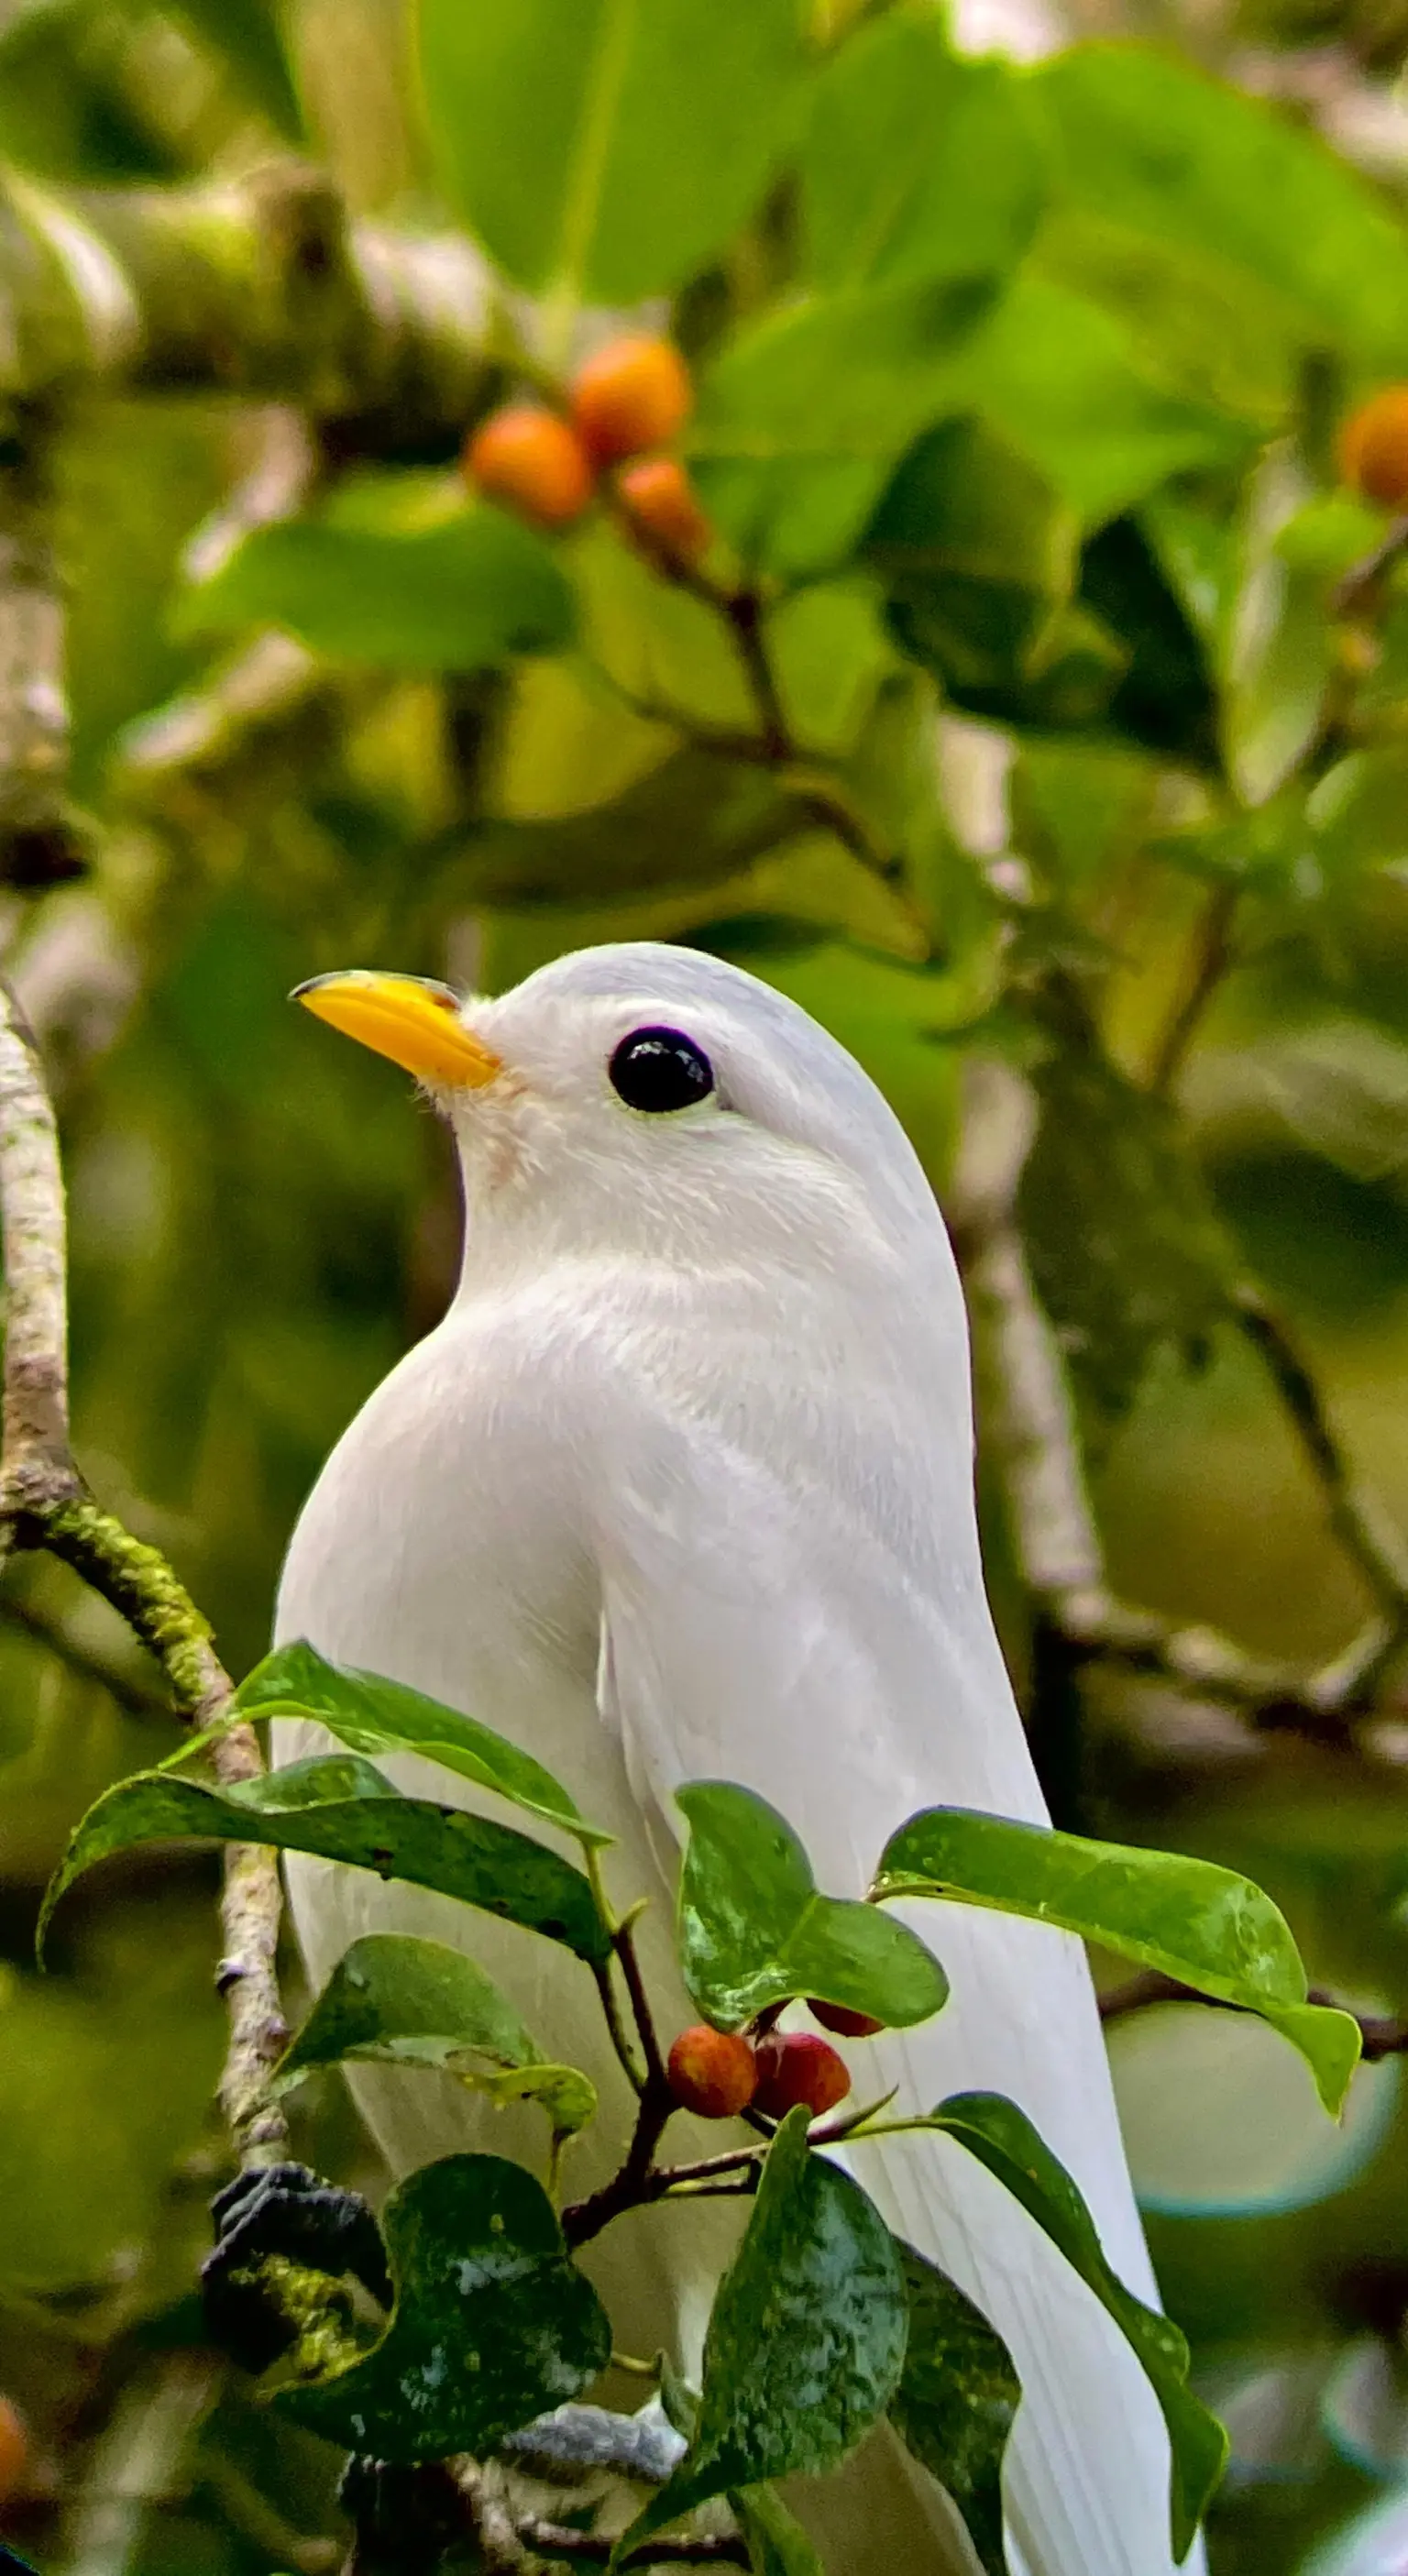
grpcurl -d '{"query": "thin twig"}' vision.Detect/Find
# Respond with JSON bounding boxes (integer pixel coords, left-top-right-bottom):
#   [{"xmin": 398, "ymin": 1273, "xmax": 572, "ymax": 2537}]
[
  {"xmin": 1233, "ymin": 1284, "xmax": 1408, "ymax": 1634},
  {"xmin": 1098, "ymin": 1966, "xmax": 1408, "ymax": 2060},
  {"xmin": 1147, "ymin": 883, "xmax": 1239, "ymax": 1095},
  {"xmin": 0, "ymin": 979, "xmax": 289, "ymax": 2164}
]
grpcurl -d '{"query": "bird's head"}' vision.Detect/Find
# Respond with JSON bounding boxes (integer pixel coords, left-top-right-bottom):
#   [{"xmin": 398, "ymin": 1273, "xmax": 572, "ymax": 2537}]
[{"xmin": 295, "ymin": 941, "xmax": 945, "ymax": 1286}]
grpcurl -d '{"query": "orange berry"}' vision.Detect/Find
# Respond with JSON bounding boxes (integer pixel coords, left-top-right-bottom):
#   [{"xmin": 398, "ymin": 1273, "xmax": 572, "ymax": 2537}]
[
  {"xmin": 666, "ymin": 2025, "xmax": 757, "ymax": 2120},
  {"xmin": 753, "ymin": 2031, "xmax": 852, "ymax": 2121},
  {"xmin": 808, "ymin": 1998, "xmax": 886, "ymax": 2039},
  {"xmin": 616, "ymin": 457, "xmax": 712, "ymax": 568},
  {"xmin": 570, "ymin": 336, "xmax": 692, "ymax": 467},
  {"xmin": 1338, "ymin": 386, "xmax": 1408, "ymax": 508},
  {"xmin": 0, "ymin": 2394, "xmax": 29, "ymax": 2504},
  {"xmin": 463, "ymin": 405, "xmax": 595, "ymax": 529}
]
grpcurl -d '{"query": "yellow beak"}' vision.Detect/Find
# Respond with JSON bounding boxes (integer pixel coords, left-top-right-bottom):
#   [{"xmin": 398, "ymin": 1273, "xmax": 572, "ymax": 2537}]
[{"xmin": 292, "ymin": 971, "xmax": 502, "ymax": 1089}]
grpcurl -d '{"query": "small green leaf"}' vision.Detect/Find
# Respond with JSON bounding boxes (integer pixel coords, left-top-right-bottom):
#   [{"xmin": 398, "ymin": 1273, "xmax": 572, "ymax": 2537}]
[
  {"xmin": 235, "ymin": 1642, "xmax": 610, "ymax": 1848},
  {"xmin": 617, "ymin": 2108, "xmax": 908, "ymax": 2563},
  {"xmin": 887, "ymin": 2244, "xmax": 1019, "ymax": 2576},
  {"xmin": 676, "ymin": 1781, "xmax": 947, "ymax": 2033},
  {"xmin": 278, "ymin": 2153, "xmax": 610, "ymax": 2460},
  {"xmin": 731, "ymin": 2482, "xmax": 826, "ymax": 2576},
  {"xmin": 40, "ymin": 1759, "xmax": 610, "ymax": 1966},
  {"xmin": 469, "ymin": 2062, "xmax": 598, "ymax": 2136},
  {"xmin": 918, "ymin": 2094, "xmax": 1227, "ymax": 2560},
  {"xmin": 270, "ymin": 1932, "xmax": 545, "ymax": 2094},
  {"xmin": 874, "ymin": 1807, "xmax": 1359, "ymax": 2115},
  {"xmin": 416, "ymin": 0, "xmax": 805, "ymax": 303},
  {"xmin": 177, "ymin": 504, "xmax": 575, "ymax": 672}
]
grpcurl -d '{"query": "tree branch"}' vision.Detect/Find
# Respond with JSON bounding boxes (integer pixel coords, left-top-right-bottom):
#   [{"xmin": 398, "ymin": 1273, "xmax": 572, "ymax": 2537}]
[
  {"xmin": 0, "ymin": 979, "xmax": 290, "ymax": 2164},
  {"xmin": 950, "ymin": 1057, "xmax": 1408, "ymax": 1753},
  {"xmin": 5, "ymin": 165, "xmax": 496, "ymax": 441}
]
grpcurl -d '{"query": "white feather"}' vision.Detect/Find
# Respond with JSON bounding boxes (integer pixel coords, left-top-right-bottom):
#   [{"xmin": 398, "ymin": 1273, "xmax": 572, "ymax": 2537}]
[{"xmin": 274, "ymin": 941, "xmax": 1206, "ymax": 2576}]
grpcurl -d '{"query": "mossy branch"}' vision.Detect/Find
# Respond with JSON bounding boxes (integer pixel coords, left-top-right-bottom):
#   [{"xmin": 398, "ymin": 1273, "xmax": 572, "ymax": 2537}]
[{"xmin": 0, "ymin": 977, "xmax": 291, "ymax": 2165}]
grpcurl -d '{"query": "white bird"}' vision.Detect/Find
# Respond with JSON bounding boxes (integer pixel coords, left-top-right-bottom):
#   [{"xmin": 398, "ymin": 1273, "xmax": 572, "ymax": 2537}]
[{"xmin": 272, "ymin": 940, "xmax": 1200, "ymax": 2576}]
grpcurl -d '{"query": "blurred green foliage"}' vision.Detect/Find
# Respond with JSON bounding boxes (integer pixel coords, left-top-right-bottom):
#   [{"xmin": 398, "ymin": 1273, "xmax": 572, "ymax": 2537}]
[{"xmin": 7, "ymin": 0, "xmax": 1408, "ymax": 2568}]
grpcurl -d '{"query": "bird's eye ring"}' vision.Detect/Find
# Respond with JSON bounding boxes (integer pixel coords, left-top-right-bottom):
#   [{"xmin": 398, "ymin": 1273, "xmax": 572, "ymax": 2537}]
[{"xmin": 609, "ymin": 1026, "xmax": 714, "ymax": 1114}]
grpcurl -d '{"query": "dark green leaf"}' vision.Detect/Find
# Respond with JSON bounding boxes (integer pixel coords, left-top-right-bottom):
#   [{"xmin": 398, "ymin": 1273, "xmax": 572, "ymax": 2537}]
[
  {"xmin": 416, "ymin": 0, "xmax": 805, "ymax": 302},
  {"xmin": 731, "ymin": 2482, "xmax": 826, "ymax": 2576},
  {"xmin": 169, "ymin": 0, "xmax": 302, "ymax": 138},
  {"xmin": 876, "ymin": 1807, "xmax": 1358, "ymax": 2116},
  {"xmin": 40, "ymin": 1758, "xmax": 611, "ymax": 1966},
  {"xmin": 177, "ymin": 504, "xmax": 575, "ymax": 671},
  {"xmin": 1078, "ymin": 517, "xmax": 1218, "ymax": 765},
  {"xmin": 887, "ymin": 2243, "xmax": 1019, "ymax": 2576},
  {"xmin": 690, "ymin": 277, "xmax": 998, "ymax": 578},
  {"xmin": 457, "ymin": 746, "xmax": 830, "ymax": 908},
  {"xmin": 917, "ymin": 2094, "xmax": 1227, "ymax": 2559},
  {"xmin": 617, "ymin": 2109, "xmax": 908, "ymax": 2562},
  {"xmin": 803, "ymin": 13, "xmax": 1041, "ymax": 292},
  {"xmin": 1017, "ymin": 1026, "xmax": 1232, "ymax": 1424},
  {"xmin": 278, "ymin": 2153, "xmax": 610, "ymax": 2460},
  {"xmin": 676, "ymin": 1781, "xmax": 948, "ymax": 2032},
  {"xmin": 235, "ymin": 1641, "xmax": 610, "ymax": 1848}
]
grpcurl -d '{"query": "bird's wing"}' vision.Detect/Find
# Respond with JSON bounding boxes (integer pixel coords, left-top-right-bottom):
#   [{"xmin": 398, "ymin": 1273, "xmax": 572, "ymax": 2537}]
[{"xmin": 593, "ymin": 1392, "xmax": 1197, "ymax": 2576}]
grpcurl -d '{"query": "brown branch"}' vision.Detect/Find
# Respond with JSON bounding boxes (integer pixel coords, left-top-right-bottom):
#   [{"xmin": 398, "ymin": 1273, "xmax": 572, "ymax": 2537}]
[
  {"xmin": 0, "ymin": 979, "xmax": 289, "ymax": 2165},
  {"xmin": 521, "ymin": 2523, "xmax": 750, "ymax": 2568},
  {"xmin": 1098, "ymin": 1966, "xmax": 1408, "ymax": 2060}
]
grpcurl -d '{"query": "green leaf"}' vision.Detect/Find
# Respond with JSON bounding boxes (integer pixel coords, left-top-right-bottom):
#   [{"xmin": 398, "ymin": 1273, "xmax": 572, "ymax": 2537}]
[
  {"xmin": 802, "ymin": 13, "xmax": 1041, "ymax": 292},
  {"xmin": 731, "ymin": 2482, "xmax": 826, "ymax": 2576},
  {"xmin": 875, "ymin": 1807, "xmax": 1360, "ymax": 2116},
  {"xmin": 270, "ymin": 1930, "xmax": 535, "ymax": 2081},
  {"xmin": 942, "ymin": 277, "xmax": 1244, "ymax": 526},
  {"xmin": 40, "ymin": 1758, "xmax": 611, "ymax": 1967},
  {"xmin": 460, "ymin": 745, "xmax": 830, "ymax": 909},
  {"xmin": 1032, "ymin": 46, "xmax": 1408, "ymax": 374},
  {"xmin": 690, "ymin": 277, "xmax": 998, "ymax": 578},
  {"xmin": 887, "ymin": 2243, "xmax": 1019, "ymax": 2576},
  {"xmin": 271, "ymin": 1927, "xmax": 600, "ymax": 2136},
  {"xmin": 916, "ymin": 2094, "xmax": 1227, "ymax": 2559},
  {"xmin": 617, "ymin": 2108, "xmax": 908, "ymax": 2563},
  {"xmin": 1016, "ymin": 1029, "xmax": 1232, "ymax": 1425},
  {"xmin": 177, "ymin": 504, "xmax": 575, "ymax": 672},
  {"xmin": 278, "ymin": 2152, "xmax": 610, "ymax": 2460},
  {"xmin": 676, "ymin": 1781, "xmax": 948, "ymax": 2033},
  {"xmin": 234, "ymin": 1641, "xmax": 610, "ymax": 1849},
  {"xmin": 415, "ymin": 0, "xmax": 806, "ymax": 303}
]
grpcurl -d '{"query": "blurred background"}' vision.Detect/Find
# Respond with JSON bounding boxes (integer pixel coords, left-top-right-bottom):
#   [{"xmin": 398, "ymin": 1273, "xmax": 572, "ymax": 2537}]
[{"xmin": 5, "ymin": 0, "xmax": 1408, "ymax": 2568}]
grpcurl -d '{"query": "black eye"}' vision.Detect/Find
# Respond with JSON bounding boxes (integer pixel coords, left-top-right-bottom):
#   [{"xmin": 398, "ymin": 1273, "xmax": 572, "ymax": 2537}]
[{"xmin": 609, "ymin": 1025, "xmax": 714, "ymax": 1114}]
